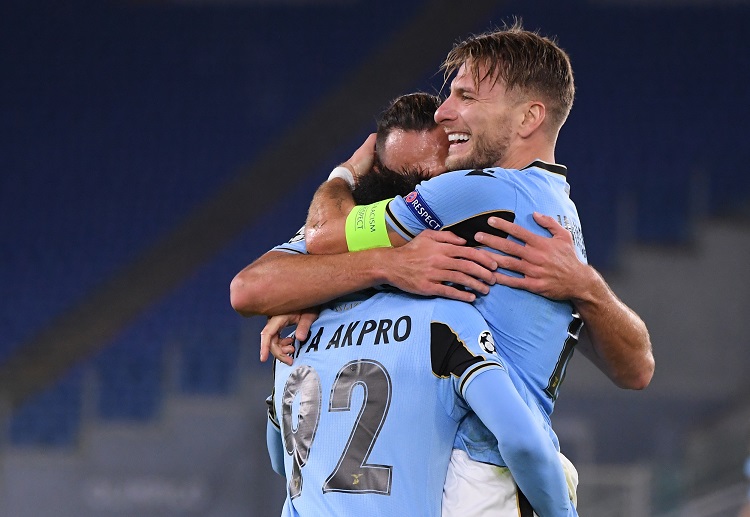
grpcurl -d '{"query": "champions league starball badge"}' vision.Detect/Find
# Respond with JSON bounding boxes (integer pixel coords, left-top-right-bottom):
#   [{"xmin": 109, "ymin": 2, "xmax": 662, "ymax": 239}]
[{"xmin": 478, "ymin": 331, "xmax": 496, "ymax": 354}]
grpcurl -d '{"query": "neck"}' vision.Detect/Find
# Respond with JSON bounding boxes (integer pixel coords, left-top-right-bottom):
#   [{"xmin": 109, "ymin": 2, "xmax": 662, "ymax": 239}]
[
  {"xmin": 497, "ymin": 146, "xmax": 555, "ymax": 170},
  {"xmin": 497, "ymin": 130, "xmax": 557, "ymax": 169}
]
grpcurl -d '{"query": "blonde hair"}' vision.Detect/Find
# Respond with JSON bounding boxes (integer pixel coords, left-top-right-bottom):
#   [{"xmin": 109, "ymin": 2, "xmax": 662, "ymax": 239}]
[{"xmin": 442, "ymin": 21, "xmax": 575, "ymax": 131}]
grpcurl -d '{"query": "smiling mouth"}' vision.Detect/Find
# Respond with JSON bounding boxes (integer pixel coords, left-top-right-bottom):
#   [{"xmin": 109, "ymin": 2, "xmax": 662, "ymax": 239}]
[{"xmin": 447, "ymin": 133, "xmax": 470, "ymax": 149}]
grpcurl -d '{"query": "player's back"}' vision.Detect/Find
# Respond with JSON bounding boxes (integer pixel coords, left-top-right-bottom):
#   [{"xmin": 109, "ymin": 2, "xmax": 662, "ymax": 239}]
[
  {"xmin": 387, "ymin": 161, "xmax": 586, "ymax": 422},
  {"xmin": 271, "ymin": 292, "xmax": 499, "ymax": 517},
  {"xmin": 474, "ymin": 163, "xmax": 586, "ymax": 418}
]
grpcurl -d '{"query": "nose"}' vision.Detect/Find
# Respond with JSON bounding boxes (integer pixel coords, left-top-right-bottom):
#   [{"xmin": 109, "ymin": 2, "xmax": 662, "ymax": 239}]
[{"xmin": 434, "ymin": 97, "xmax": 456, "ymax": 125}]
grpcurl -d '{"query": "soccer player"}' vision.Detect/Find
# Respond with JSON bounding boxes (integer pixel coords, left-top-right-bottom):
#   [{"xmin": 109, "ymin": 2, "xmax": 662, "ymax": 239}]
[
  {"xmin": 231, "ymin": 89, "xmax": 652, "ymax": 392},
  {"xmin": 302, "ymin": 25, "xmax": 650, "ymax": 411},
  {"xmin": 288, "ymin": 25, "xmax": 653, "ymax": 514},
  {"xmin": 266, "ymin": 289, "xmax": 578, "ymax": 516}
]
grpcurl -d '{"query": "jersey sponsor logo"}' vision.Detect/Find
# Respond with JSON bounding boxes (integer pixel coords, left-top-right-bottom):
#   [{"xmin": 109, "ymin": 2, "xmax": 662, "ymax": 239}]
[
  {"xmin": 404, "ymin": 190, "xmax": 443, "ymax": 230},
  {"xmin": 478, "ymin": 330, "xmax": 496, "ymax": 354}
]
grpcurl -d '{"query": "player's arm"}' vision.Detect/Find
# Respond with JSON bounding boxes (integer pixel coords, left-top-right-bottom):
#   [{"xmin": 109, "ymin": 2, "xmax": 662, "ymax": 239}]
[
  {"xmin": 432, "ymin": 314, "xmax": 575, "ymax": 516},
  {"xmin": 230, "ymin": 235, "xmax": 498, "ymax": 319},
  {"xmin": 476, "ymin": 213, "xmax": 654, "ymax": 390},
  {"xmin": 267, "ymin": 420, "xmax": 285, "ymax": 477},
  {"xmin": 305, "ymin": 134, "xmax": 377, "ymax": 255},
  {"xmin": 230, "ymin": 249, "xmax": 390, "ymax": 316},
  {"xmin": 304, "ymin": 175, "xmax": 358, "ymax": 255},
  {"xmin": 266, "ymin": 391, "xmax": 285, "ymax": 477},
  {"xmin": 464, "ymin": 372, "xmax": 576, "ymax": 516}
]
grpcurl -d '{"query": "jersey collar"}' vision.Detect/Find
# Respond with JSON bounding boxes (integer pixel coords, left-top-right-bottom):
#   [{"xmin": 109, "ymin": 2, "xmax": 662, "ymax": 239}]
[{"xmin": 521, "ymin": 160, "xmax": 567, "ymax": 177}]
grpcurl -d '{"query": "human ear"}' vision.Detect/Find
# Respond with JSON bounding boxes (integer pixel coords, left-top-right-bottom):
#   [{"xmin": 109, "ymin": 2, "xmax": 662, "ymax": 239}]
[{"xmin": 518, "ymin": 101, "xmax": 546, "ymax": 138}]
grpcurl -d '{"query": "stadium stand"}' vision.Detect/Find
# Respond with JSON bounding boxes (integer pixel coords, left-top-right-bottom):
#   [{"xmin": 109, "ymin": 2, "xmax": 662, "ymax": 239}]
[{"xmin": 1, "ymin": 0, "xmax": 749, "ymax": 515}]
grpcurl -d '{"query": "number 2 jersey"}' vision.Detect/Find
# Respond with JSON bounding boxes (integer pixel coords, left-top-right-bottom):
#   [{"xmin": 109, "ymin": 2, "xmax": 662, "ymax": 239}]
[
  {"xmin": 385, "ymin": 162, "xmax": 587, "ymax": 440},
  {"xmin": 268, "ymin": 291, "xmax": 572, "ymax": 517}
]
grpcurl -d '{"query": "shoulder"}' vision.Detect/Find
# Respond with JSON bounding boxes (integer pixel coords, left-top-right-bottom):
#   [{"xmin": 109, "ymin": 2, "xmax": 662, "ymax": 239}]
[
  {"xmin": 419, "ymin": 168, "xmax": 515, "ymax": 189},
  {"xmin": 429, "ymin": 301, "xmax": 503, "ymax": 379},
  {"xmin": 430, "ymin": 298, "xmax": 484, "ymax": 325},
  {"xmin": 413, "ymin": 168, "xmax": 518, "ymax": 210},
  {"xmin": 430, "ymin": 300, "xmax": 497, "ymax": 355}
]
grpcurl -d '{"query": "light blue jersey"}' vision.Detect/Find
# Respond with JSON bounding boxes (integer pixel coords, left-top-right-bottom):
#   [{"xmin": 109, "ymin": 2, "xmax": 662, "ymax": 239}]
[
  {"xmin": 385, "ymin": 161, "xmax": 586, "ymax": 428},
  {"xmin": 268, "ymin": 291, "xmax": 575, "ymax": 517},
  {"xmin": 271, "ymin": 225, "xmax": 308, "ymax": 255}
]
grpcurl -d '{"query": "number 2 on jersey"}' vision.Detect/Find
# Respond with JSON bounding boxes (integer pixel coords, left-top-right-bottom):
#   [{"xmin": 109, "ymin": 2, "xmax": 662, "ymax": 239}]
[{"xmin": 281, "ymin": 359, "xmax": 393, "ymax": 499}]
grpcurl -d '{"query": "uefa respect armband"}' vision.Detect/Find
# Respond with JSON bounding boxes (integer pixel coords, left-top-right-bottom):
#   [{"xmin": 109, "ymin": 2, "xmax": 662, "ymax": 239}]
[{"xmin": 345, "ymin": 199, "xmax": 393, "ymax": 252}]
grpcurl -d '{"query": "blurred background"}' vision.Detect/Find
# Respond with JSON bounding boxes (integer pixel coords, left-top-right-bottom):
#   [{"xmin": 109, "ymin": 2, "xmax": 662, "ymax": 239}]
[{"xmin": 2, "ymin": 0, "xmax": 749, "ymax": 515}]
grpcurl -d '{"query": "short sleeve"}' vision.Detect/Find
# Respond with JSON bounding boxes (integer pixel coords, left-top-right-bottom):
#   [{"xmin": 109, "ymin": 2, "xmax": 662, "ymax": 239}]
[
  {"xmin": 269, "ymin": 225, "xmax": 308, "ymax": 254},
  {"xmin": 385, "ymin": 169, "xmax": 517, "ymax": 243},
  {"xmin": 429, "ymin": 300, "xmax": 504, "ymax": 399}
]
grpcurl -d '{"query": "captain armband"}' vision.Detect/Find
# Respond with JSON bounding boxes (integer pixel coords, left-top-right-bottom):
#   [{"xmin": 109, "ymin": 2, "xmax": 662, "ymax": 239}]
[{"xmin": 345, "ymin": 199, "xmax": 394, "ymax": 252}]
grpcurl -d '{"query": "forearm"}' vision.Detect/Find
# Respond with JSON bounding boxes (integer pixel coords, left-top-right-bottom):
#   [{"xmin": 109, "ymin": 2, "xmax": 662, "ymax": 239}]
[
  {"xmin": 229, "ymin": 250, "xmax": 389, "ymax": 317},
  {"xmin": 573, "ymin": 266, "xmax": 654, "ymax": 390},
  {"xmin": 266, "ymin": 418, "xmax": 285, "ymax": 477},
  {"xmin": 305, "ymin": 178, "xmax": 355, "ymax": 255},
  {"xmin": 466, "ymin": 372, "xmax": 574, "ymax": 516}
]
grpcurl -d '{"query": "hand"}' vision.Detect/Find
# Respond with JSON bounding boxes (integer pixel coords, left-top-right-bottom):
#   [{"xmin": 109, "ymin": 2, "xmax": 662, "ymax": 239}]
[
  {"xmin": 474, "ymin": 212, "xmax": 590, "ymax": 301},
  {"xmin": 387, "ymin": 230, "xmax": 498, "ymax": 303},
  {"xmin": 342, "ymin": 133, "xmax": 376, "ymax": 180},
  {"xmin": 259, "ymin": 309, "xmax": 321, "ymax": 365}
]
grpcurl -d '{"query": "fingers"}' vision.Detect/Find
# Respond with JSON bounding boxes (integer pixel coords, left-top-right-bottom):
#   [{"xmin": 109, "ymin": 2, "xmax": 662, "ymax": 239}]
[
  {"xmin": 457, "ymin": 246, "xmax": 498, "ymax": 272},
  {"xmin": 295, "ymin": 310, "xmax": 320, "ymax": 341},
  {"xmin": 487, "ymin": 216, "xmax": 539, "ymax": 244},
  {"xmin": 260, "ymin": 331, "xmax": 295, "ymax": 365},
  {"xmin": 492, "ymin": 271, "xmax": 527, "ymax": 290},
  {"xmin": 418, "ymin": 229, "xmax": 467, "ymax": 246},
  {"xmin": 270, "ymin": 337, "xmax": 295, "ymax": 366},
  {"xmin": 347, "ymin": 133, "xmax": 377, "ymax": 177},
  {"xmin": 429, "ymin": 283, "xmax": 477, "ymax": 303},
  {"xmin": 363, "ymin": 132, "xmax": 377, "ymax": 148},
  {"xmin": 492, "ymin": 253, "xmax": 527, "ymax": 276},
  {"xmin": 532, "ymin": 211, "xmax": 566, "ymax": 237},
  {"xmin": 440, "ymin": 268, "xmax": 492, "ymax": 294},
  {"xmin": 259, "ymin": 330, "xmax": 272, "ymax": 363},
  {"xmin": 475, "ymin": 231, "xmax": 527, "ymax": 258},
  {"xmin": 260, "ymin": 314, "xmax": 299, "ymax": 364},
  {"xmin": 428, "ymin": 236, "xmax": 497, "ymax": 270},
  {"xmin": 444, "ymin": 256, "xmax": 494, "ymax": 288}
]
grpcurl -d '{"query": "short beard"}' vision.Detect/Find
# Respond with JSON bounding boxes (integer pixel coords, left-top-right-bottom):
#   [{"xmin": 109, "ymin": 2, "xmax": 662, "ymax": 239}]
[
  {"xmin": 352, "ymin": 160, "xmax": 431, "ymax": 205},
  {"xmin": 446, "ymin": 131, "xmax": 510, "ymax": 171}
]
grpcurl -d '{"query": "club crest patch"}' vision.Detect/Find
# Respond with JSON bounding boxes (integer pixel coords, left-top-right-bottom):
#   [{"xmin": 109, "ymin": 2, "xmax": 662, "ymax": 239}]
[{"xmin": 478, "ymin": 330, "xmax": 496, "ymax": 354}]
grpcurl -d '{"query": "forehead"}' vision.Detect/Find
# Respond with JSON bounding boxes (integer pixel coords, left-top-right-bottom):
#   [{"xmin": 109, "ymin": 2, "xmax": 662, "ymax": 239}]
[
  {"xmin": 385, "ymin": 127, "xmax": 444, "ymax": 151},
  {"xmin": 451, "ymin": 61, "xmax": 503, "ymax": 94},
  {"xmin": 381, "ymin": 128, "xmax": 447, "ymax": 169}
]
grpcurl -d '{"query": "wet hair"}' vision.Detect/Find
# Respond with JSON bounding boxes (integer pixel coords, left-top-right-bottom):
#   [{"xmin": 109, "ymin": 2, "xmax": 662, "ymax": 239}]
[
  {"xmin": 374, "ymin": 92, "xmax": 442, "ymax": 166},
  {"xmin": 348, "ymin": 92, "xmax": 440, "ymax": 203},
  {"xmin": 352, "ymin": 164, "xmax": 429, "ymax": 205},
  {"xmin": 442, "ymin": 21, "xmax": 575, "ymax": 131}
]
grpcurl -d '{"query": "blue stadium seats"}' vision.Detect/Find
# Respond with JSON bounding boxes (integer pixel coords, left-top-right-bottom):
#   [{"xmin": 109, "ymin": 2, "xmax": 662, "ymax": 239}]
[{"xmin": 3, "ymin": 0, "xmax": 749, "ymax": 446}]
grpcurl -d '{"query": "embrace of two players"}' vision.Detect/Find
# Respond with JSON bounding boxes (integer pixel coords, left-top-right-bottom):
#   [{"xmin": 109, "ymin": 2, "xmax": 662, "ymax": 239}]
[{"xmin": 231, "ymin": 22, "xmax": 654, "ymax": 517}]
